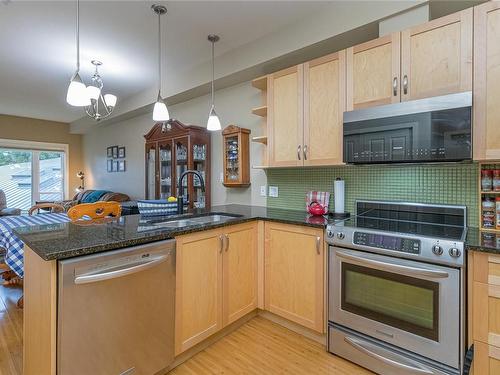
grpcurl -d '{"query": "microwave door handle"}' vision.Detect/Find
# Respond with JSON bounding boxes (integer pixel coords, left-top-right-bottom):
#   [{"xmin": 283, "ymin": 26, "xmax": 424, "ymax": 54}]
[
  {"xmin": 344, "ymin": 336, "xmax": 435, "ymax": 374},
  {"xmin": 74, "ymin": 255, "xmax": 168, "ymax": 284},
  {"xmin": 336, "ymin": 249, "xmax": 449, "ymax": 279}
]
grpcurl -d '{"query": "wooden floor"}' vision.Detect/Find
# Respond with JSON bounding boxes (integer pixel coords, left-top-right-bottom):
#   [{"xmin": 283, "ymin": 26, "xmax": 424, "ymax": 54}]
[
  {"xmin": 0, "ymin": 285, "xmax": 370, "ymax": 375},
  {"xmin": 171, "ymin": 316, "xmax": 372, "ymax": 375}
]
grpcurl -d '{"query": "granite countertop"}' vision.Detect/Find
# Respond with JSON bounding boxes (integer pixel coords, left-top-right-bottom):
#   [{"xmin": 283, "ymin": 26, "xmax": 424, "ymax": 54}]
[
  {"xmin": 465, "ymin": 227, "xmax": 500, "ymax": 255},
  {"xmin": 14, "ymin": 204, "xmax": 333, "ymax": 261}
]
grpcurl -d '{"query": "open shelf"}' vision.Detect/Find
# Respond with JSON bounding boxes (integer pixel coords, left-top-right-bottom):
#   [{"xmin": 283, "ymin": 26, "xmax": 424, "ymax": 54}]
[
  {"xmin": 481, "ymin": 191, "xmax": 500, "ymax": 194},
  {"xmin": 252, "ymin": 75, "xmax": 267, "ymax": 91},
  {"xmin": 252, "ymin": 106, "xmax": 267, "ymax": 117},
  {"xmin": 252, "ymin": 136, "xmax": 267, "ymax": 145}
]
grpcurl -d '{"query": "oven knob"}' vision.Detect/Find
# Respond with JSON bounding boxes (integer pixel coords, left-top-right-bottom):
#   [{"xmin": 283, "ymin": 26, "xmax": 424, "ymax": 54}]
[
  {"xmin": 327, "ymin": 230, "xmax": 335, "ymax": 238},
  {"xmin": 432, "ymin": 245, "xmax": 443, "ymax": 255},
  {"xmin": 449, "ymin": 248, "xmax": 462, "ymax": 258},
  {"xmin": 336, "ymin": 232, "xmax": 345, "ymax": 240}
]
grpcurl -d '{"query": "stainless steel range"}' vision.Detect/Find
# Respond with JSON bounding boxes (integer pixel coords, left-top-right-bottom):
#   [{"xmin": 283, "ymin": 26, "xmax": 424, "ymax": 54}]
[{"xmin": 326, "ymin": 201, "xmax": 466, "ymax": 375}]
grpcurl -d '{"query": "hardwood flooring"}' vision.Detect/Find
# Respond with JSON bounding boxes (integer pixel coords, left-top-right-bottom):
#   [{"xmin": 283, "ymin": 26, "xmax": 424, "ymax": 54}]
[{"xmin": 0, "ymin": 286, "xmax": 370, "ymax": 375}]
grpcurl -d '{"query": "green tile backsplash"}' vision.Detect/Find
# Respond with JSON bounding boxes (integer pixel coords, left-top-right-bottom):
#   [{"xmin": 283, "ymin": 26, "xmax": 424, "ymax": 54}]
[{"xmin": 266, "ymin": 163, "xmax": 479, "ymax": 227}]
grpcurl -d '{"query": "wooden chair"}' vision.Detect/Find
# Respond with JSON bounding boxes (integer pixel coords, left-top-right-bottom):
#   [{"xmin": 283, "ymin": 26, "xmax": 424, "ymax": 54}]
[
  {"xmin": 28, "ymin": 202, "xmax": 65, "ymax": 215},
  {"xmin": 67, "ymin": 201, "xmax": 121, "ymax": 223}
]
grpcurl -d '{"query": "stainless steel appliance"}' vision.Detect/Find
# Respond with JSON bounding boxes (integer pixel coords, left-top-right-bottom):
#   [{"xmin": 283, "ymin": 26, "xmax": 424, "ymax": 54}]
[
  {"xmin": 58, "ymin": 240, "xmax": 176, "ymax": 375},
  {"xmin": 343, "ymin": 92, "xmax": 472, "ymax": 164},
  {"xmin": 326, "ymin": 201, "xmax": 466, "ymax": 375}
]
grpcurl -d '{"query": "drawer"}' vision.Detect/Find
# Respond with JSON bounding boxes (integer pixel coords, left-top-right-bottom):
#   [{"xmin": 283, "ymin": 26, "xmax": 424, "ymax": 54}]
[
  {"xmin": 472, "ymin": 282, "xmax": 500, "ymax": 347},
  {"xmin": 473, "ymin": 341, "xmax": 500, "ymax": 375}
]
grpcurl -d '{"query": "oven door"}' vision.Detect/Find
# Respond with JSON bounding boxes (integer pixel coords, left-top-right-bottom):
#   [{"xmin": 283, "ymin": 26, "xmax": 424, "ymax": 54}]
[{"xmin": 329, "ymin": 246, "xmax": 460, "ymax": 369}]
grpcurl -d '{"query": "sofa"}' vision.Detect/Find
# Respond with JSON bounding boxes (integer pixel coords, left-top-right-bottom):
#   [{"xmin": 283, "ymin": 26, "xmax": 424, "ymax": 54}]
[
  {"xmin": 0, "ymin": 190, "xmax": 21, "ymax": 216},
  {"xmin": 56, "ymin": 190, "xmax": 131, "ymax": 211}
]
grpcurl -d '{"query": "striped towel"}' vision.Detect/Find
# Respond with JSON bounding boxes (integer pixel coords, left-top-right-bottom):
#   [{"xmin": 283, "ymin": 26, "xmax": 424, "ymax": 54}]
[{"xmin": 305, "ymin": 191, "xmax": 330, "ymax": 211}]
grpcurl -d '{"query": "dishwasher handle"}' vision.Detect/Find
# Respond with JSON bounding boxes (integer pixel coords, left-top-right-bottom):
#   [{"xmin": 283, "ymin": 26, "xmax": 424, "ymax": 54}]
[{"xmin": 74, "ymin": 254, "xmax": 168, "ymax": 284}]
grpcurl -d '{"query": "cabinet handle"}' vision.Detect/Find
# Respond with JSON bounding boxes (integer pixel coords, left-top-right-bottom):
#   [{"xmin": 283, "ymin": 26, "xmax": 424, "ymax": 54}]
[
  {"xmin": 303, "ymin": 145, "xmax": 308, "ymax": 160},
  {"xmin": 219, "ymin": 235, "xmax": 224, "ymax": 253},
  {"xmin": 403, "ymin": 75, "xmax": 408, "ymax": 95},
  {"xmin": 316, "ymin": 236, "xmax": 321, "ymax": 255},
  {"xmin": 224, "ymin": 234, "xmax": 230, "ymax": 252},
  {"xmin": 393, "ymin": 77, "xmax": 398, "ymax": 96},
  {"xmin": 297, "ymin": 145, "xmax": 301, "ymax": 161}
]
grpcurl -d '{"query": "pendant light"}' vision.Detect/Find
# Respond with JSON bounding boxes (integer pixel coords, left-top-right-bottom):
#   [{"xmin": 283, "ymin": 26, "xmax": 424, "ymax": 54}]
[
  {"xmin": 206, "ymin": 34, "xmax": 221, "ymax": 131},
  {"xmin": 152, "ymin": 4, "xmax": 169, "ymax": 122},
  {"xmin": 66, "ymin": 0, "xmax": 90, "ymax": 107}
]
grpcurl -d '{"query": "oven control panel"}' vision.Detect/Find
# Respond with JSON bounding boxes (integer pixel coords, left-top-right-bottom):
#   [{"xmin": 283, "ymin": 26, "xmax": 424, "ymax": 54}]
[{"xmin": 353, "ymin": 232, "xmax": 420, "ymax": 254}]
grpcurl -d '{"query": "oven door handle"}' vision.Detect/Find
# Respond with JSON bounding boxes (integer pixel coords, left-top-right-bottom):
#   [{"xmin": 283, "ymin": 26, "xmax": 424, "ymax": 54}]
[
  {"xmin": 344, "ymin": 336, "xmax": 435, "ymax": 374},
  {"xmin": 336, "ymin": 249, "xmax": 449, "ymax": 279}
]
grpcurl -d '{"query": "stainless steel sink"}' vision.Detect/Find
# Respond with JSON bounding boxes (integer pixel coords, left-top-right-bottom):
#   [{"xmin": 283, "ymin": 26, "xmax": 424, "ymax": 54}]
[
  {"xmin": 152, "ymin": 219, "xmax": 195, "ymax": 228},
  {"xmin": 148, "ymin": 213, "xmax": 241, "ymax": 228},
  {"xmin": 188, "ymin": 214, "xmax": 240, "ymax": 224}
]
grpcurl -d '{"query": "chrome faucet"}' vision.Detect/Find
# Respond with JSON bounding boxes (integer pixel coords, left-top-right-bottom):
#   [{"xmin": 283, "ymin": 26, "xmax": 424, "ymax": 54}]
[{"xmin": 177, "ymin": 170, "xmax": 206, "ymax": 214}]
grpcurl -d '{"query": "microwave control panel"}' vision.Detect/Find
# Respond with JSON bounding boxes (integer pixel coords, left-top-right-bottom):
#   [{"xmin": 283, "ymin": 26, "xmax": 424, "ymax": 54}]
[{"xmin": 353, "ymin": 232, "xmax": 420, "ymax": 254}]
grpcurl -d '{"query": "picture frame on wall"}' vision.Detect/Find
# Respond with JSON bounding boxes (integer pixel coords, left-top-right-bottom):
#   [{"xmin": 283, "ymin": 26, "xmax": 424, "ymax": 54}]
[
  {"xmin": 112, "ymin": 146, "xmax": 119, "ymax": 159},
  {"xmin": 107, "ymin": 147, "xmax": 113, "ymax": 158},
  {"xmin": 118, "ymin": 147, "xmax": 126, "ymax": 158},
  {"xmin": 107, "ymin": 159, "xmax": 113, "ymax": 172},
  {"xmin": 118, "ymin": 160, "xmax": 126, "ymax": 172}
]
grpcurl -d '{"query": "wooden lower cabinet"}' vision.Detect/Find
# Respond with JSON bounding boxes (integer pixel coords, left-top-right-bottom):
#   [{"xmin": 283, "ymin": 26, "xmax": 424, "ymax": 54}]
[
  {"xmin": 264, "ymin": 222, "xmax": 324, "ymax": 333},
  {"xmin": 175, "ymin": 223, "xmax": 258, "ymax": 355},
  {"xmin": 474, "ymin": 342, "xmax": 500, "ymax": 375}
]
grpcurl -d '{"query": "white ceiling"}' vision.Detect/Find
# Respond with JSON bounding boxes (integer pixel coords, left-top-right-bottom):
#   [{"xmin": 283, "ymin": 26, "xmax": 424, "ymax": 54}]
[{"xmin": 0, "ymin": 0, "xmax": 330, "ymax": 123}]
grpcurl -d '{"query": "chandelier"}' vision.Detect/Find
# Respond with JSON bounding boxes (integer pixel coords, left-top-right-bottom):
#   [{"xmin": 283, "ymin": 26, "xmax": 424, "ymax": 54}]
[{"xmin": 84, "ymin": 60, "xmax": 117, "ymax": 121}]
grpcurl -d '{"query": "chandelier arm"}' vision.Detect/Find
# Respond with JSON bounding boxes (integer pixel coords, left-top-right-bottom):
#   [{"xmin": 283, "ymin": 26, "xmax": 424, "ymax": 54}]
[{"xmin": 100, "ymin": 95, "xmax": 112, "ymax": 115}]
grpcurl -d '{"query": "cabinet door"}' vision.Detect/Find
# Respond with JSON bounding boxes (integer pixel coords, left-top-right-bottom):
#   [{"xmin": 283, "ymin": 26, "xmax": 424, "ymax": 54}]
[
  {"xmin": 474, "ymin": 342, "xmax": 500, "ymax": 375},
  {"xmin": 401, "ymin": 9, "xmax": 472, "ymax": 101},
  {"xmin": 222, "ymin": 223, "xmax": 258, "ymax": 326},
  {"xmin": 264, "ymin": 222, "xmax": 324, "ymax": 332},
  {"xmin": 175, "ymin": 229, "xmax": 223, "ymax": 355},
  {"xmin": 473, "ymin": 2, "xmax": 500, "ymax": 160},
  {"xmin": 303, "ymin": 51, "xmax": 346, "ymax": 166},
  {"xmin": 346, "ymin": 33, "xmax": 400, "ymax": 110},
  {"xmin": 473, "ymin": 282, "xmax": 500, "ymax": 347},
  {"xmin": 268, "ymin": 65, "xmax": 304, "ymax": 167}
]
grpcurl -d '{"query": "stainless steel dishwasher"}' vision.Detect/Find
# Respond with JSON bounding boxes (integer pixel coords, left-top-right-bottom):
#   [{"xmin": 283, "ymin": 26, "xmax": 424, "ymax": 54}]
[{"xmin": 57, "ymin": 239, "xmax": 176, "ymax": 375}]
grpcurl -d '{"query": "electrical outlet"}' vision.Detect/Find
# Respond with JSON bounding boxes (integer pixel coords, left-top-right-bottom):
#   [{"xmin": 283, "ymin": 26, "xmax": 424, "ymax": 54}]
[
  {"xmin": 269, "ymin": 186, "xmax": 279, "ymax": 198},
  {"xmin": 260, "ymin": 185, "xmax": 267, "ymax": 197}
]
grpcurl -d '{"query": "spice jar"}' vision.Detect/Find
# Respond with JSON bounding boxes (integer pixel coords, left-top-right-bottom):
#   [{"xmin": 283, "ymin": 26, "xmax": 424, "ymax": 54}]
[
  {"xmin": 483, "ymin": 197, "xmax": 496, "ymax": 228},
  {"xmin": 482, "ymin": 169, "xmax": 493, "ymax": 191},
  {"xmin": 494, "ymin": 170, "xmax": 500, "ymax": 192},
  {"xmin": 496, "ymin": 197, "xmax": 500, "ymax": 230}
]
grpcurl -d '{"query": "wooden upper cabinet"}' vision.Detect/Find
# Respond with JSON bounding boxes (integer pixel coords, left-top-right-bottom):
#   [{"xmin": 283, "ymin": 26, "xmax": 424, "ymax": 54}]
[
  {"xmin": 346, "ymin": 33, "xmax": 400, "ymax": 110},
  {"xmin": 175, "ymin": 229, "xmax": 223, "ymax": 355},
  {"xmin": 264, "ymin": 222, "xmax": 324, "ymax": 333},
  {"xmin": 268, "ymin": 65, "xmax": 304, "ymax": 167},
  {"xmin": 473, "ymin": 1, "xmax": 500, "ymax": 161},
  {"xmin": 401, "ymin": 9, "xmax": 472, "ymax": 101},
  {"xmin": 222, "ymin": 223, "xmax": 258, "ymax": 326},
  {"xmin": 303, "ymin": 51, "xmax": 346, "ymax": 166}
]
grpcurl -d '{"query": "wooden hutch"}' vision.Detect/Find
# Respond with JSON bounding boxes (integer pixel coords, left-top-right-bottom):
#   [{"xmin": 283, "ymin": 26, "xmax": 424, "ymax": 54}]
[{"xmin": 144, "ymin": 119, "xmax": 211, "ymax": 209}]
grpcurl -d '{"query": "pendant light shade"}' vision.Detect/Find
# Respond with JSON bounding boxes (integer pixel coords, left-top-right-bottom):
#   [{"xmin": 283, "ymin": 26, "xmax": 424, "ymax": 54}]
[
  {"xmin": 153, "ymin": 92, "xmax": 170, "ymax": 121},
  {"xmin": 151, "ymin": 4, "xmax": 169, "ymax": 122},
  {"xmin": 66, "ymin": 0, "xmax": 90, "ymax": 107},
  {"xmin": 207, "ymin": 105, "xmax": 221, "ymax": 131},
  {"xmin": 206, "ymin": 34, "xmax": 221, "ymax": 131},
  {"xmin": 67, "ymin": 72, "xmax": 90, "ymax": 106}
]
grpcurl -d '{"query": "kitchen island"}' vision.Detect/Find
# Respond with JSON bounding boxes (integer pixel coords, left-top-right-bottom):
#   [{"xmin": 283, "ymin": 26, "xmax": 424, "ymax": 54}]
[{"xmin": 15, "ymin": 205, "xmax": 329, "ymax": 375}]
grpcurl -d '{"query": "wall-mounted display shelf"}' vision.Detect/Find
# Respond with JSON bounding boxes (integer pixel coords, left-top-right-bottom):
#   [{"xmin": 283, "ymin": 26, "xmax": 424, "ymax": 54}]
[
  {"xmin": 222, "ymin": 125, "xmax": 251, "ymax": 187},
  {"xmin": 251, "ymin": 105, "xmax": 267, "ymax": 117},
  {"xmin": 479, "ymin": 162, "xmax": 500, "ymax": 233},
  {"xmin": 251, "ymin": 75, "xmax": 269, "ymax": 168},
  {"xmin": 252, "ymin": 136, "xmax": 267, "ymax": 145}
]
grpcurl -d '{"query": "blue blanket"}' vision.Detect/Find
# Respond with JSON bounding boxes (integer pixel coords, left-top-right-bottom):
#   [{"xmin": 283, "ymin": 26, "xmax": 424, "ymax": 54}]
[{"xmin": 82, "ymin": 190, "xmax": 110, "ymax": 203}]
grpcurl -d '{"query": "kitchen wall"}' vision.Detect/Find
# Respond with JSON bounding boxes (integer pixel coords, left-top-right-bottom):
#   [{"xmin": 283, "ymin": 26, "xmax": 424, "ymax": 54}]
[
  {"xmin": 83, "ymin": 81, "xmax": 267, "ymax": 205},
  {"xmin": 0, "ymin": 114, "xmax": 83, "ymax": 195},
  {"xmin": 266, "ymin": 163, "xmax": 479, "ymax": 227}
]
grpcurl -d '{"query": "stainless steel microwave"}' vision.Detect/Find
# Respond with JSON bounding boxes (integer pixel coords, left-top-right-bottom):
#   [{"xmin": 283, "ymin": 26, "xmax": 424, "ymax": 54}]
[{"xmin": 343, "ymin": 92, "xmax": 472, "ymax": 164}]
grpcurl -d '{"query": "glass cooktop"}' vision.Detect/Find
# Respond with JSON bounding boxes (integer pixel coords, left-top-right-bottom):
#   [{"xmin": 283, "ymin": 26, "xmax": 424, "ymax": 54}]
[{"xmin": 335, "ymin": 201, "xmax": 467, "ymax": 241}]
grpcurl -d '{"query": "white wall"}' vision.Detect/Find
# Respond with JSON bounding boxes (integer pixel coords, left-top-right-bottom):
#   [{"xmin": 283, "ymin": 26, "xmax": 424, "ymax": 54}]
[{"xmin": 83, "ymin": 81, "xmax": 267, "ymax": 206}]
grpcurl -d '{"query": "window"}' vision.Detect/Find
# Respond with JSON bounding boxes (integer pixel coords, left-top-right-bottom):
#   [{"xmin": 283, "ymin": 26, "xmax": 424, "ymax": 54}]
[{"xmin": 0, "ymin": 140, "xmax": 68, "ymax": 212}]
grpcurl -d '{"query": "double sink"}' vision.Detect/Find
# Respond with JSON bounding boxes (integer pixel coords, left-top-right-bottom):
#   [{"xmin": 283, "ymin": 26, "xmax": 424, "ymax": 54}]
[{"xmin": 145, "ymin": 213, "xmax": 243, "ymax": 229}]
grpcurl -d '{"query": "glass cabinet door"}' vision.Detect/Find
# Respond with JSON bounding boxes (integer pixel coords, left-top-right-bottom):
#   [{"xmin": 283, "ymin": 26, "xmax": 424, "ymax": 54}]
[
  {"xmin": 225, "ymin": 135, "xmax": 240, "ymax": 183},
  {"xmin": 175, "ymin": 138, "xmax": 189, "ymax": 203},
  {"xmin": 159, "ymin": 142, "xmax": 172, "ymax": 199},
  {"xmin": 146, "ymin": 144, "xmax": 157, "ymax": 199},
  {"xmin": 193, "ymin": 143, "xmax": 207, "ymax": 208}
]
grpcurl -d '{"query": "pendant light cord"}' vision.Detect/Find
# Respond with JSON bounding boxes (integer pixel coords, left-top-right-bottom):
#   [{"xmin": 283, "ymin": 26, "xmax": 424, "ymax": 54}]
[
  {"xmin": 76, "ymin": 0, "xmax": 80, "ymax": 71},
  {"xmin": 211, "ymin": 39, "xmax": 215, "ymax": 106},
  {"xmin": 158, "ymin": 11, "xmax": 161, "ymax": 94}
]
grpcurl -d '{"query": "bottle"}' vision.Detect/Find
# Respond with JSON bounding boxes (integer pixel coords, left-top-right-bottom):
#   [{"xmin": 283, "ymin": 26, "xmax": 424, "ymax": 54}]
[
  {"xmin": 494, "ymin": 170, "xmax": 500, "ymax": 192},
  {"xmin": 482, "ymin": 169, "xmax": 493, "ymax": 191},
  {"xmin": 496, "ymin": 197, "xmax": 500, "ymax": 230},
  {"xmin": 483, "ymin": 197, "xmax": 496, "ymax": 228}
]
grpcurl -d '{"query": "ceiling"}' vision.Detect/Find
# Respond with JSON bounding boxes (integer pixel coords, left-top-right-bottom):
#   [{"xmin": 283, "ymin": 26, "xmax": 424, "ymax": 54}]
[{"xmin": 0, "ymin": 1, "xmax": 330, "ymax": 123}]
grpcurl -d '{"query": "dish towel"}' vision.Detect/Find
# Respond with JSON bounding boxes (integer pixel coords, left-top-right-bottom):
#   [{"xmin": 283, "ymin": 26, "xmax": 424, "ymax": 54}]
[{"xmin": 305, "ymin": 191, "xmax": 330, "ymax": 212}]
